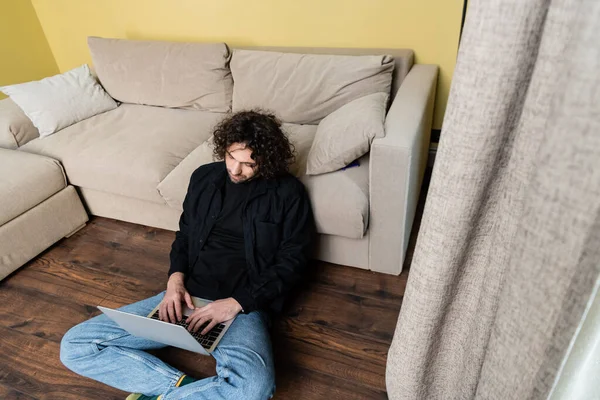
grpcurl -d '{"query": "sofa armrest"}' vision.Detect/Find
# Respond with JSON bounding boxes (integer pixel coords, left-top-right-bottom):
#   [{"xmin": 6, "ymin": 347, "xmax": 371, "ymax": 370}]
[
  {"xmin": 0, "ymin": 98, "xmax": 39, "ymax": 149},
  {"xmin": 369, "ymin": 64, "xmax": 438, "ymax": 275}
]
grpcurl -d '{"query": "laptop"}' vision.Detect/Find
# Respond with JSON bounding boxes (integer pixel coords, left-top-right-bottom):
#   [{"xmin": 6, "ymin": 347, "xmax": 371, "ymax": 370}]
[{"xmin": 97, "ymin": 296, "xmax": 236, "ymax": 355}]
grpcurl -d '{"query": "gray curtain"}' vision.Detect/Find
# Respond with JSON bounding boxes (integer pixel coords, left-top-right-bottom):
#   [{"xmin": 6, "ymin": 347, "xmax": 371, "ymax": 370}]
[{"xmin": 386, "ymin": 0, "xmax": 600, "ymax": 399}]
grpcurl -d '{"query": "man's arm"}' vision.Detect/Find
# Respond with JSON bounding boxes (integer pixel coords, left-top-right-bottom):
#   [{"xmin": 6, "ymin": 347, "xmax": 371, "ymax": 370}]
[
  {"xmin": 168, "ymin": 202, "xmax": 191, "ymax": 277},
  {"xmin": 233, "ymin": 185, "xmax": 314, "ymax": 313},
  {"xmin": 162, "ymin": 174, "xmax": 197, "ymax": 322},
  {"xmin": 162, "ymin": 165, "xmax": 215, "ymax": 322},
  {"xmin": 168, "ymin": 165, "xmax": 209, "ymax": 277}
]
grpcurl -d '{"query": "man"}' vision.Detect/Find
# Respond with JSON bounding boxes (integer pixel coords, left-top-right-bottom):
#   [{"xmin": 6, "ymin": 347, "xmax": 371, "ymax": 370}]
[{"xmin": 60, "ymin": 110, "xmax": 314, "ymax": 400}]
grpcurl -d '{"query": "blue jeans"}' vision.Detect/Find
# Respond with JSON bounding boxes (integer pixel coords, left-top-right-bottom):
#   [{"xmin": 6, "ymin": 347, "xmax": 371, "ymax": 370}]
[{"xmin": 60, "ymin": 292, "xmax": 276, "ymax": 399}]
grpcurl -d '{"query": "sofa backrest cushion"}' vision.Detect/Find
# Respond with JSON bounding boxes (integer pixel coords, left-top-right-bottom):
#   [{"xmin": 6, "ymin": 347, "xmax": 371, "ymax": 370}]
[
  {"xmin": 88, "ymin": 37, "xmax": 234, "ymax": 112},
  {"xmin": 230, "ymin": 49, "xmax": 395, "ymax": 125},
  {"xmin": 235, "ymin": 46, "xmax": 414, "ymax": 103},
  {"xmin": 307, "ymin": 92, "xmax": 388, "ymax": 175}
]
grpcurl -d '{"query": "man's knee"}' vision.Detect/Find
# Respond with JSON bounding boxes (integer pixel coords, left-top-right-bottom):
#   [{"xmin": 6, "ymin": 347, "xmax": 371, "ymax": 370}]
[
  {"xmin": 59, "ymin": 323, "xmax": 96, "ymax": 370},
  {"xmin": 240, "ymin": 365, "xmax": 276, "ymax": 400}
]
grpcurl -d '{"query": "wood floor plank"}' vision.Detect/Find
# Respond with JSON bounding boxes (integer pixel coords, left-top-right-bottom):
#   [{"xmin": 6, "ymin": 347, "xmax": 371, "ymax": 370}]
[
  {"xmin": 0, "ymin": 283, "xmax": 97, "ymax": 343},
  {"xmin": 274, "ymin": 365, "xmax": 388, "ymax": 400},
  {"xmin": 272, "ymin": 332, "xmax": 386, "ymax": 391},
  {"xmin": 274, "ymin": 317, "xmax": 390, "ymax": 368},
  {"xmin": 312, "ymin": 262, "xmax": 408, "ymax": 305},
  {"xmin": 0, "ymin": 383, "xmax": 38, "ymax": 400},
  {"xmin": 6, "ymin": 254, "xmax": 117, "ymax": 303},
  {"xmin": 73, "ymin": 218, "xmax": 174, "ymax": 258},
  {"xmin": 90, "ymin": 216, "xmax": 175, "ymax": 247},
  {"xmin": 286, "ymin": 284, "xmax": 402, "ymax": 343},
  {"xmin": 95, "ymin": 275, "xmax": 166, "ymax": 312},
  {"xmin": 65, "ymin": 238, "xmax": 169, "ymax": 284}
]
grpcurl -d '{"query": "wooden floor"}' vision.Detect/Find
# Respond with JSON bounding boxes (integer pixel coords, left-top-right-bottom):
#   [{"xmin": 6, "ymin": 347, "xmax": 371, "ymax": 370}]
[{"xmin": 0, "ymin": 180, "xmax": 426, "ymax": 399}]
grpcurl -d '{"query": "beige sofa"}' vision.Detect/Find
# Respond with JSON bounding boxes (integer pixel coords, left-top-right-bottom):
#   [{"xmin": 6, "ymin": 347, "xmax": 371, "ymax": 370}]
[
  {"xmin": 0, "ymin": 39, "xmax": 437, "ymax": 275},
  {"xmin": 0, "ymin": 149, "xmax": 88, "ymax": 280}
]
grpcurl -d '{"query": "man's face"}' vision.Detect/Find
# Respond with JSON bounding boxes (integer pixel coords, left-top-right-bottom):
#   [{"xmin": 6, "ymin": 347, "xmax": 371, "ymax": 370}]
[{"xmin": 225, "ymin": 142, "xmax": 258, "ymax": 184}]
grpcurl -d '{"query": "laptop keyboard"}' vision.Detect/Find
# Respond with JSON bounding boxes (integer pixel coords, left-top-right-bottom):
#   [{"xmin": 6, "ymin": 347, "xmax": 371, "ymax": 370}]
[{"xmin": 150, "ymin": 310, "xmax": 225, "ymax": 350}]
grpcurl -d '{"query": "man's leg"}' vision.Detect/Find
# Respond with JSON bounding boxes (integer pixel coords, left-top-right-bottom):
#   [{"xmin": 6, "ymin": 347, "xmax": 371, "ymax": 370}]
[
  {"xmin": 162, "ymin": 310, "xmax": 275, "ymax": 400},
  {"xmin": 60, "ymin": 292, "xmax": 184, "ymax": 396}
]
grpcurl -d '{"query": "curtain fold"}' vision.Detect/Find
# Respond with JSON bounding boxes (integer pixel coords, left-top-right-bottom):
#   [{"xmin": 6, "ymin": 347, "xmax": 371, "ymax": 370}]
[{"xmin": 386, "ymin": 0, "xmax": 600, "ymax": 398}]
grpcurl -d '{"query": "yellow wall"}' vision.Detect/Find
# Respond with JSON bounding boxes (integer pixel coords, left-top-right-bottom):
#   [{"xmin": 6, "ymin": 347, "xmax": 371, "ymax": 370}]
[
  {"xmin": 31, "ymin": 0, "xmax": 463, "ymax": 128},
  {"xmin": 0, "ymin": 0, "xmax": 59, "ymax": 99}
]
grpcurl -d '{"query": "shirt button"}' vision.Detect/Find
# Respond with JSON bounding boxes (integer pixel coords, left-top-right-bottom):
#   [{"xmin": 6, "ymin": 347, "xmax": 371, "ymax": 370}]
[
  {"xmin": 211, "ymin": 215, "xmax": 216, "ymax": 219},
  {"xmin": 199, "ymin": 240, "xmax": 203, "ymax": 243}
]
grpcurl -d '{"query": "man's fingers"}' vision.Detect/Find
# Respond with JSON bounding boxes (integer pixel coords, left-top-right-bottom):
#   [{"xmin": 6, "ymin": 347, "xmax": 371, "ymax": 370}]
[
  {"xmin": 184, "ymin": 292, "xmax": 194, "ymax": 310},
  {"xmin": 159, "ymin": 302, "xmax": 166, "ymax": 321},
  {"xmin": 201, "ymin": 320, "xmax": 218, "ymax": 335},
  {"xmin": 187, "ymin": 315, "xmax": 202, "ymax": 332},
  {"xmin": 191, "ymin": 315, "xmax": 209, "ymax": 333},
  {"xmin": 186, "ymin": 308, "xmax": 208, "ymax": 324},
  {"xmin": 175, "ymin": 299, "xmax": 182, "ymax": 322},
  {"xmin": 168, "ymin": 301, "xmax": 176, "ymax": 324}
]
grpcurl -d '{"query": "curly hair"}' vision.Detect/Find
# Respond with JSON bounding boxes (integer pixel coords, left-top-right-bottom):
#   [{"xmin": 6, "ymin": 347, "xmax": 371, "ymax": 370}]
[{"xmin": 212, "ymin": 110, "xmax": 295, "ymax": 180}]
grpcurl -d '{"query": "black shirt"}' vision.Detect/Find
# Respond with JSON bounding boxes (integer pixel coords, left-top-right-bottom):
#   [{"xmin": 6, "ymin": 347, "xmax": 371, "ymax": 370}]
[
  {"xmin": 169, "ymin": 162, "xmax": 314, "ymax": 314},
  {"xmin": 185, "ymin": 176, "xmax": 252, "ymax": 302}
]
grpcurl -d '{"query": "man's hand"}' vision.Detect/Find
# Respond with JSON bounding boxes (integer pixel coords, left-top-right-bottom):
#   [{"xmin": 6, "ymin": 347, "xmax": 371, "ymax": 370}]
[
  {"xmin": 159, "ymin": 272, "xmax": 195, "ymax": 323},
  {"xmin": 186, "ymin": 298, "xmax": 242, "ymax": 335}
]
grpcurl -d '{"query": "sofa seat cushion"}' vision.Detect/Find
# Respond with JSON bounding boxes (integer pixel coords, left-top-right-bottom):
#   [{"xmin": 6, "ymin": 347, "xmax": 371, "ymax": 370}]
[
  {"xmin": 0, "ymin": 148, "xmax": 67, "ymax": 225},
  {"xmin": 301, "ymin": 153, "xmax": 370, "ymax": 239},
  {"xmin": 19, "ymin": 104, "xmax": 226, "ymax": 204}
]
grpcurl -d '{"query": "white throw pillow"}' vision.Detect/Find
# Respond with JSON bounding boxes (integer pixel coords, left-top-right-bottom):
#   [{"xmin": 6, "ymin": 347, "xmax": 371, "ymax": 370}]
[
  {"xmin": 306, "ymin": 92, "xmax": 388, "ymax": 175},
  {"xmin": 1, "ymin": 65, "xmax": 118, "ymax": 137}
]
